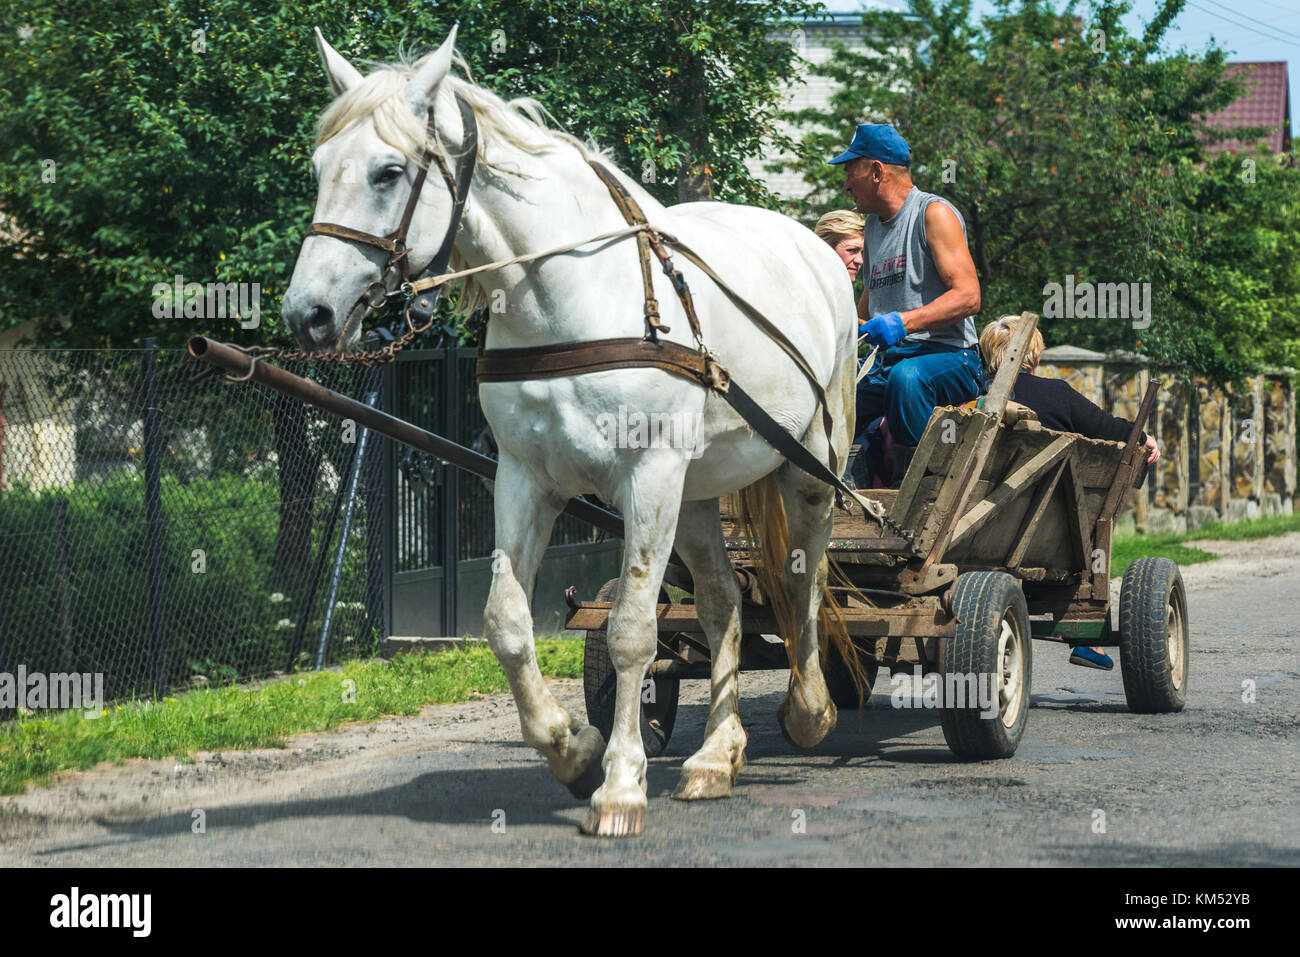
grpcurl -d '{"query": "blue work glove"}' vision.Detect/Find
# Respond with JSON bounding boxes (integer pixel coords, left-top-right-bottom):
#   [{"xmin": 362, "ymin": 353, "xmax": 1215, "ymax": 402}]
[{"xmin": 859, "ymin": 312, "xmax": 907, "ymax": 348}]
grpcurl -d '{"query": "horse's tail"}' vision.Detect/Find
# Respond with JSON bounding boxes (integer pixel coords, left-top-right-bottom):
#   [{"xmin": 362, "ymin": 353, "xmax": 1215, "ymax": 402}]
[{"xmin": 728, "ymin": 473, "xmax": 868, "ymax": 697}]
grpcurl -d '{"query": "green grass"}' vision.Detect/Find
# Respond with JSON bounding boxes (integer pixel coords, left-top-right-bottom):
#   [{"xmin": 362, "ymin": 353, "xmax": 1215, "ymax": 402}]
[
  {"xmin": 1111, "ymin": 511, "xmax": 1300, "ymax": 577},
  {"xmin": 0, "ymin": 640, "xmax": 584, "ymax": 796}
]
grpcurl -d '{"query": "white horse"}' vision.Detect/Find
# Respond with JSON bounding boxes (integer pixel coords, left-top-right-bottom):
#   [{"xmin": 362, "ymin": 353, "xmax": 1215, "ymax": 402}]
[{"xmin": 282, "ymin": 26, "xmax": 859, "ymax": 837}]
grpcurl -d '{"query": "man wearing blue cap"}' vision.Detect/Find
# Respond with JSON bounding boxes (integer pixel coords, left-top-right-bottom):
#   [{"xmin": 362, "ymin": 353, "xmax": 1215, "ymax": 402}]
[{"xmin": 829, "ymin": 123, "xmax": 982, "ymax": 485}]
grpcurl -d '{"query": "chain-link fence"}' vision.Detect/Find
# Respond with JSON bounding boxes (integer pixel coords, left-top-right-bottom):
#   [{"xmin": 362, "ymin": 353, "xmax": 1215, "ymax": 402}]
[{"xmin": 0, "ymin": 342, "xmax": 390, "ymax": 706}]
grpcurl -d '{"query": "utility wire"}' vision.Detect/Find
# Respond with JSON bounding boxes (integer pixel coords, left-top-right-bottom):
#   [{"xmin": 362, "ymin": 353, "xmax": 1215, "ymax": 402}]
[
  {"xmin": 1198, "ymin": 0, "xmax": 1300, "ymax": 43},
  {"xmin": 1185, "ymin": 1, "xmax": 1300, "ymax": 49}
]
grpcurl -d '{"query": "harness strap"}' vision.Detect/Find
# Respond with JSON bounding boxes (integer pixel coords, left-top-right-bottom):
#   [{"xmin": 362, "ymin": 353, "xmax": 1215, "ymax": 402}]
[
  {"xmin": 663, "ymin": 234, "xmax": 842, "ymax": 476},
  {"xmin": 586, "ymin": 159, "xmax": 839, "ymax": 476},
  {"xmin": 588, "ymin": 162, "xmax": 675, "ymax": 341},
  {"xmin": 477, "ymin": 337, "xmax": 715, "ymax": 384},
  {"xmin": 394, "ymin": 155, "xmax": 434, "ymax": 240},
  {"xmin": 305, "ymin": 223, "xmax": 404, "ymax": 252},
  {"xmin": 475, "ymin": 337, "xmax": 890, "ymax": 528},
  {"xmin": 305, "ymin": 110, "xmax": 439, "ymax": 256},
  {"xmin": 405, "ymin": 95, "xmax": 479, "ymax": 329}
]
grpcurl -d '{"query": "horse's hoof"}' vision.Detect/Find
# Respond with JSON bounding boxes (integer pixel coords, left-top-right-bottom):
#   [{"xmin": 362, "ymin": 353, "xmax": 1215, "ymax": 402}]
[
  {"xmin": 579, "ymin": 803, "xmax": 644, "ymax": 838},
  {"xmin": 672, "ymin": 769, "xmax": 734, "ymax": 801},
  {"xmin": 777, "ymin": 699, "xmax": 836, "ymax": 750},
  {"xmin": 563, "ymin": 748, "xmax": 606, "ymax": 801},
  {"xmin": 777, "ymin": 701, "xmax": 802, "ymax": 749}
]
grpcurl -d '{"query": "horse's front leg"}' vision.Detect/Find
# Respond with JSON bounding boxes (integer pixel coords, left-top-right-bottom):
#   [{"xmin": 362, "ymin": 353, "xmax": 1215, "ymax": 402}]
[
  {"xmin": 582, "ymin": 464, "xmax": 686, "ymax": 838},
  {"xmin": 483, "ymin": 454, "xmax": 606, "ymax": 798}
]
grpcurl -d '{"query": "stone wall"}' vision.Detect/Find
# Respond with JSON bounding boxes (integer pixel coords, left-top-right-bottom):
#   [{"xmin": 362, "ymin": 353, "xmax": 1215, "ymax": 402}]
[{"xmin": 1036, "ymin": 345, "xmax": 1295, "ymax": 534}]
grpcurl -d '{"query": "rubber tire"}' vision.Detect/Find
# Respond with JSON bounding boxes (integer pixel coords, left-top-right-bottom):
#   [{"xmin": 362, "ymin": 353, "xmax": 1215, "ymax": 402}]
[
  {"xmin": 582, "ymin": 579, "xmax": 679, "ymax": 757},
  {"xmin": 1118, "ymin": 557, "xmax": 1189, "ymax": 714},
  {"xmin": 823, "ymin": 639, "xmax": 880, "ymax": 710},
  {"xmin": 939, "ymin": 571, "xmax": 1032, "ymax": 760}
]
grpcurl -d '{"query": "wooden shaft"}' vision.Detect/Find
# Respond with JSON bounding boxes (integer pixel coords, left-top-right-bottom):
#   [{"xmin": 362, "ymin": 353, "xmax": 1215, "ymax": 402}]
[{"xmin": 187, "ymin": 337, "xmax": 628, "ymax": 540}]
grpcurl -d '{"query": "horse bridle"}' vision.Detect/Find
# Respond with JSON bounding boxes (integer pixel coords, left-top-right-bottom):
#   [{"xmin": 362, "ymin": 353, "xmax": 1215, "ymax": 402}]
[{"xmin": 303, "ymin": 93, "xmax": 479, "ymax": 350}]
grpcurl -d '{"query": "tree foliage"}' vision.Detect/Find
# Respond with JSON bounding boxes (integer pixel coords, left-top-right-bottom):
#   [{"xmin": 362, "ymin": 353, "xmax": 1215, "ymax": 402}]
[
  {"xmin": 0, "ymin": 0, "xmax": 818, "ymax": 348},
  {"xmin": 775, "ymin": 0, "xmax": 1300, "ymax": 381}
]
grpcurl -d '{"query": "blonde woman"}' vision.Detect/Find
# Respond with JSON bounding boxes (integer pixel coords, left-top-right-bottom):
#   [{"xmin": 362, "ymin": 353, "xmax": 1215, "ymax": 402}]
[
  {"xmin": 979, "ymin": 315, "xmax": 1160, "ymax": 670},
  {"xmin": 814, "ymin": 209, "xmax": 865, "ymax": 281}
]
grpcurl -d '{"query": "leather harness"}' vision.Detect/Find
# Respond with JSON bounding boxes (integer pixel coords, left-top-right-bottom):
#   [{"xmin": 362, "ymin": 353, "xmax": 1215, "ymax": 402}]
[
  {"xmin": 476, "ymin": 158, "xmax": 854, "ymax": 502},
  {"xmin": 297, "ymin": 95, "xmax": 899, "ymax": 526}
]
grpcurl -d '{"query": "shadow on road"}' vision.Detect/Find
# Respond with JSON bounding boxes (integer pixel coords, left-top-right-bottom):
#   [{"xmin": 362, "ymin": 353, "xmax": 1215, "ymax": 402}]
[
  {"xmin": 54, "ymin": 764, "xmax": 601, "ymax": 853},
  {"xmin": 43, "ymin": 697, "xmax": 956, "ymax": 855}
]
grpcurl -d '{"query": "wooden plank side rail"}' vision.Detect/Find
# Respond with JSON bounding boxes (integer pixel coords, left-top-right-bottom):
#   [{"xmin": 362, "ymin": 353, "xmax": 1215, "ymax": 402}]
[
  {"xmin": 947, "ymin": 434, "xmax": 1073, "ymax": 549},
  {"xmin": 565, "ymin": 601, "xmax": 955, "ymax": 638},
  {"xmin": 1090, "ymin": 379, "xmax": 1160, "ymax": 598}
]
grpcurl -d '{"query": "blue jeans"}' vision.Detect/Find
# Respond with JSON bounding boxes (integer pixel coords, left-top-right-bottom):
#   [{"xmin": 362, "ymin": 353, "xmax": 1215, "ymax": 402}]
[{"xmin": 855, "ymin": 340, "xmax": 983, "ymax": 447}]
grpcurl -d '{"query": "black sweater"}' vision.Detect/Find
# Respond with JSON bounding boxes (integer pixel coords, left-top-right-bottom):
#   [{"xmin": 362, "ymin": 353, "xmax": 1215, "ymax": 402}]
[{"xmin": 986, "ymin": 372, "xmax": 1146, "ymax": 444}]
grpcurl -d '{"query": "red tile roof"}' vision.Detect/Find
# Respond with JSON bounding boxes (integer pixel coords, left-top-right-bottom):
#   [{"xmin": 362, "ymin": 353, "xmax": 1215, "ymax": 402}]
[{"xmin": 1203, "ymin": 61, "xmax": 1291, "ymax": 156}]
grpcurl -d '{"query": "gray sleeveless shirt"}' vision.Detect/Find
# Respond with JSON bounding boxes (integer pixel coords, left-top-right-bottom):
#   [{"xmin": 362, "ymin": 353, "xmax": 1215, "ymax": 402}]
[{"xmin": 863, "ymin": 186, "xmax": 976, "ymax": 349}]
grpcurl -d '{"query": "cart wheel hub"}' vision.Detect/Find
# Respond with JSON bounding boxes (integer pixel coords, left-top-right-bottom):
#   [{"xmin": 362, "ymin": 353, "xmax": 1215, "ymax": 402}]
[
  {"xmin": 1168, "ymin": 598, "xmax": 1185, "ymax": 691},
  {"xmin": 996, "ymin": 616, "xmax": 1026, "ymax": 729}
]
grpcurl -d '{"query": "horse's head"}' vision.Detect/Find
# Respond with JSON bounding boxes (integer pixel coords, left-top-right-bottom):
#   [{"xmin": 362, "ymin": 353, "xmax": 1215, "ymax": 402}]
[{"xmin": 282, "ymin": 27, "xmax": 468, "ymax": 351}]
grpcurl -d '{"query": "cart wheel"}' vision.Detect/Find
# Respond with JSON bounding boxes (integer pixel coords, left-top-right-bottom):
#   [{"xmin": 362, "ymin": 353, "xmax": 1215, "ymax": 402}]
[
  {"xmin": 823, "ymin": 639, "xmax": 880, "ymax": 710},
  {"xmin": 939, "ymin": 572, "xmax": 1032, "ymax": 760},
  {"xmin": 582, "ymin": 579, "xmax": 680, "ymax": 757},
  {"xmin": 1118, "ymin": 557, "xmax": 1188, "ymax": 714}
]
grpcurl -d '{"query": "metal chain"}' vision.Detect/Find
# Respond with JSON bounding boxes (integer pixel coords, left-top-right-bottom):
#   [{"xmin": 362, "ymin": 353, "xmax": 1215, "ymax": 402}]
[
  {"xmin": 841, "ymin": 486, "xmax": 915, "ymax": 541},
  {"xmin": 879, "ymin": 509, "xmax": 915, "ymax": 541},
  {"xmin": 239, "ymin": 300, "xmax": 440, "ymax": 368}
]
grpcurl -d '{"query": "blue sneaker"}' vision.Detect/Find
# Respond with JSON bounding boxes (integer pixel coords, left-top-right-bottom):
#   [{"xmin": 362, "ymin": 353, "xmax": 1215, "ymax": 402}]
[{"xmin": 1069, "ymin": 646, "xmax": 1114, "ymax": 671}]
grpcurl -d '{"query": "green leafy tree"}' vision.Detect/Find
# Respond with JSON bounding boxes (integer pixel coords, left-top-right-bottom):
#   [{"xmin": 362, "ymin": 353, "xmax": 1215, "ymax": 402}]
[
  {"xmin": 774, "ymin": 0, "xmax": 1299, "ymax": 381},
  {"xmin": 1171, "ymin": 146, "xmax": 1300, "ymax": 374},
  {"xmin": 0, "ymin": 0, "xmax": 818, "ymax": 349}
]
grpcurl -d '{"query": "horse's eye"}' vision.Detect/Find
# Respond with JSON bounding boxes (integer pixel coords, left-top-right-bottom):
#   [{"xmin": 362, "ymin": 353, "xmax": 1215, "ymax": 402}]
[{"xmin": 375, "ymin": 165, "xmax": 404, "ymax": 186}]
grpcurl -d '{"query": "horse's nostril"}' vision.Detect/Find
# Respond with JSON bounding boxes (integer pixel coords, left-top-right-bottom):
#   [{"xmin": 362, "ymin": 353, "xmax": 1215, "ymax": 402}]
[{"xmin": 306, "ymin": 305, "xmax": 334, "ymax": 331}]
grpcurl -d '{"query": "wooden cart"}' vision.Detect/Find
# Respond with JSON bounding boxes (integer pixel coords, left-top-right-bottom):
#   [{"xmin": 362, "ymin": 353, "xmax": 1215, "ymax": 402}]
[{"xmin": 567, "ymin": 313, "xmax": 1190, "ymax": 760}]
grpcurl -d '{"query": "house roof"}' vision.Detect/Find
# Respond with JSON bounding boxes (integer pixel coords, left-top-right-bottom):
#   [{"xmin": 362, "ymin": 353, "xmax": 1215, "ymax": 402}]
[{"xmin": 1203, "ymin": 61, "xmax": 1292, "ymax": 156}]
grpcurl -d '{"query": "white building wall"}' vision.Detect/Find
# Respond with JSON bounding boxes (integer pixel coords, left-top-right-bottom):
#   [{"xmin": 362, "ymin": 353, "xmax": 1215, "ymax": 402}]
[{"xmin": 747, "ymin": 19, "xmax": 878, "ymax": 201}]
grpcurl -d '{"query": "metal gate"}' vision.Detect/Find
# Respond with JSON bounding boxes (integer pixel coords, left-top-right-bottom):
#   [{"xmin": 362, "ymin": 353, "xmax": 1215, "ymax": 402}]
[{"xmin": 379, "ymin": 344, "xmax": 621, "ymax": 637}]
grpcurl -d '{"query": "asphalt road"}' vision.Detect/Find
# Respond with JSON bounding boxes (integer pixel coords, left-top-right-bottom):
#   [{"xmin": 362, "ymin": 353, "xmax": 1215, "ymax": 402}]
[{"xmin": 3, "ymin": 535, "xmax": 1298, "ymax": 867}]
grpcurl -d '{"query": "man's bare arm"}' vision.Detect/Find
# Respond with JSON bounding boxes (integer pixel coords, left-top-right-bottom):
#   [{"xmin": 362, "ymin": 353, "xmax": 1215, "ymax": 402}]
[{"xmin": 898, "ymin": 202, "xmax": 980, "ymax": 333}]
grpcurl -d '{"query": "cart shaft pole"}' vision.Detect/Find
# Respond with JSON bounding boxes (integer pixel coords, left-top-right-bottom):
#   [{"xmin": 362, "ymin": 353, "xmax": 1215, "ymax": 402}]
[{"xmin": 187, "ymin": 337, "xmax": 627, "ymax": 540}]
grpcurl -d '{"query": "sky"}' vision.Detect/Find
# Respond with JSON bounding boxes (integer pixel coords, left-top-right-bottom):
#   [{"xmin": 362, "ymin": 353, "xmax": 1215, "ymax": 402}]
[{"xmin": 819, "ymin": 0, "xmax": 1299, "ymax": 136}]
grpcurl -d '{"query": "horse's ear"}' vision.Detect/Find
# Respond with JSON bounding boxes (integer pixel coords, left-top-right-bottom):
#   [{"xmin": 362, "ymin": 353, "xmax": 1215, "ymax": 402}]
[
  {"xmin": 404, "ymin": 24, "xmax": 459, "ymax": 114},
  {"xmin": 315, "ymin": 27, "xmax": 363, "ymax": 95}
]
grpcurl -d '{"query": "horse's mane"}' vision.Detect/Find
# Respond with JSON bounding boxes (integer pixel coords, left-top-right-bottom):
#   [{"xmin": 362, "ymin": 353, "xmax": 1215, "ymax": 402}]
[{"xmin": 314, "ymin": 47, "xmax": 652, "ymax": 201}]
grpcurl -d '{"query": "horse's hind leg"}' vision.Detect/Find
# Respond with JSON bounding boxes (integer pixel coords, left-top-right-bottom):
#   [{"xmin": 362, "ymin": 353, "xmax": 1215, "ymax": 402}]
[
  {"xmin": 775, "ymin": 468, "xmax": 839, "ymax": 749},
  {"xmin": 483, "ymin": 454, "xmax": 605, "ymax": 796},
  {"xmin": 671, "ymin": 499, "xmax": 747, "ymax": 801}
]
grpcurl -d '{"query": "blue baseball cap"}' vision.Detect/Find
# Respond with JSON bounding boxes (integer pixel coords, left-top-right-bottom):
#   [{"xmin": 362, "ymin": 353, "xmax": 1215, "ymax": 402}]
[{"xmin": 828, "ymin": 124, "xmax": 911, "ymax": 166}]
